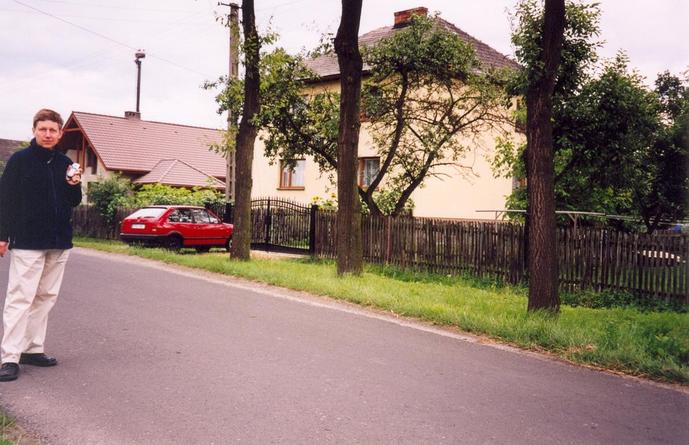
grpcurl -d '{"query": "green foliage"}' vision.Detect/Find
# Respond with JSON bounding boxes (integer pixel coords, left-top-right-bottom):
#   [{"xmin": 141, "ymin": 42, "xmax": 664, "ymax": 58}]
[
  {"xmin": 129, "ymin": 183, "xmax": 224, "ymax": 208},
  {"xmin": 88, "ymin": 177, "xmax": 224, "ymax": 221},
  {"xmin": 310, "ymin": 188, "xmax": 415, "ymax": 216},
  {"xmin": 360, "ymin": 14, "xmax": 512, "ymax": 216},
  {"xmin": 369, "ymin": 188, "xmax": 415, "ymax": 216},
  {"xmin": 255, "ymin": 49, "xmax": 340, "ymax": 173},
  {"xmin": 203, "ymin": 29, "xmax": 278, "ymax": 157},
  {"xmin": 510, "ymin": 0, "xmax": 601, "ymax": 97},
  {"xmin": 87, "ymin": 174, "xmax": 134, "ymax": 223},
  {"xmin": 496, "ymin": 1, "xmax": 689, "ymax": 230},
  {"xmin": 561, "ymin": 289, "xmax": 688, "ymax": 313}
]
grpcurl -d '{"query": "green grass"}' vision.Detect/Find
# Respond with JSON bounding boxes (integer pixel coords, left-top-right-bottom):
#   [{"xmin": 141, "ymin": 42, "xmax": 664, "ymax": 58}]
[
  {"xmin": 0, "ymin": 412, "xmax": 17, "ymax": 445},
  {"xmin": 74, "ymin": 237, "xmax": 689, "ymax": 384}
]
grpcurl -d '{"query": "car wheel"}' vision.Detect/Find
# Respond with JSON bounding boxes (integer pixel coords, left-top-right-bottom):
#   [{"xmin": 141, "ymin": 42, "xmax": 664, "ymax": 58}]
[
  {"xmin": 195, "ymin": 246, "xmax": 211, "ymax": 253},
  {"xmin": 225, "ymin": 238, "xmax": 232, "ymax": 252},
  {"xmin": 165, "ymin": 235, "xmax": 183, "ymax": 251}
]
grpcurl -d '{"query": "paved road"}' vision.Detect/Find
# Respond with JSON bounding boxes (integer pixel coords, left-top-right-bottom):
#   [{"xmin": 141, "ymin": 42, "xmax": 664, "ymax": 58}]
[{"xmin": 0, "ymin": 248, "xmax": 687, "ymax": 445}]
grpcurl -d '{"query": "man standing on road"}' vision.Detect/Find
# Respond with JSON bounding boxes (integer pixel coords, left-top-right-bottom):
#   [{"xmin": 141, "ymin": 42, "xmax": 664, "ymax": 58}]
[{"xmin": 0, "ymin": 109, "xmax": 82, "ymax": 382}]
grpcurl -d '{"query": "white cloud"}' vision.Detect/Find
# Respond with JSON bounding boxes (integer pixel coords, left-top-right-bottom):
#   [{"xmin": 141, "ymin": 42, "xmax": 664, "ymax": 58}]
[{"xmin": 1, "ymin": 0, "xmax": 686, "ymax": 141}]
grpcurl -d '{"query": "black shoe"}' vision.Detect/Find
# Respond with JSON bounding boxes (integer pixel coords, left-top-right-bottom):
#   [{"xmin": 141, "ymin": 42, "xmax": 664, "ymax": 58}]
[
  {"xmin": 0, "ymin": 363, "xmax": 19, "ymax": 381},
  {"xmin": 19, "ymin": 353, "xmax": 58, "ymax": 367}
]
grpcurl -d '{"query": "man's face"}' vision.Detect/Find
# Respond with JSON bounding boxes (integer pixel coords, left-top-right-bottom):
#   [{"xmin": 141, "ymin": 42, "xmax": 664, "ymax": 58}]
[{"xmin": 33, "ymin": 120, "xmax": 62, "ymax": 149}]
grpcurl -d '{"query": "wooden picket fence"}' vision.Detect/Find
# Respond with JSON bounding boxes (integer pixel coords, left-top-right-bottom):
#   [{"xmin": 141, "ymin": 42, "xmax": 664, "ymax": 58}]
[
  {"xmin": 315, "ymin": 212, "xmax": 689, "ymax": 302},
  {"xmin": 72, "ymin": 206, "xmax": 134, "ymax": 240},
  {"xmin": 73, "ymin": 204, "xmax": 689, "ymax": 302}
]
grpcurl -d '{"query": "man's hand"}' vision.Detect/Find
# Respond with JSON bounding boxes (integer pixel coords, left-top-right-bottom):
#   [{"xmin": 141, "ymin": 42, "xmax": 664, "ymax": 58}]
[
  {"xmin": 66, "ymin": 167, "xmax": 83, "ymax": 186},
  {"xmin": 0, "ymin": 241, "xmax": 8, "ymax": 258}
]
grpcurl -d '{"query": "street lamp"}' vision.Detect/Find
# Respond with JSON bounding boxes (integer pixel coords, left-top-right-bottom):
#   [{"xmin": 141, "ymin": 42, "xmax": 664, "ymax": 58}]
[{"xmin": 134, "ymin": 50, "xmax": 146, "ymax": 113}]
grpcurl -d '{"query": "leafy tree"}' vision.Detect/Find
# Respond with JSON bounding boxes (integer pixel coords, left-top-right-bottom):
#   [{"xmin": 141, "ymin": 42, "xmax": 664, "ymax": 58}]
[
  {"xmin": 334, "ymin": 0, "xmax": 364, "ymax": 275},
  {"xmin": 360, "ymin": 15, "xmax": 512, "ymax": 216},
  {"xmin": 494, "ymin": 0, "xmax": 602, "ymax": 219},
  {"xmin": 638, "ymin": 72, "xmax": 689, "ymax": 231},
  {"xmin": 495, "ymin": 1, "xmax": 688, "ymax": 232},
  {"xmin": 256, "ymin": 15, "xmax": 512, "ymax": 217}
]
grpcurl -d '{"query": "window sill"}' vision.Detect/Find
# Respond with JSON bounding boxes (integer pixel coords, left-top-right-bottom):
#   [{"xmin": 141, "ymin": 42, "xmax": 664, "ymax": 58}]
[{"xmin": 277, "ymin": 187, "xmax": 305, "ymax": 191}]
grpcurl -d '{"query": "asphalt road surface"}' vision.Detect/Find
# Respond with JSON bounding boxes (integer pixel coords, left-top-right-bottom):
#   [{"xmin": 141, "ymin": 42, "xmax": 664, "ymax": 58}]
[{"xmin": 0, "ymin": 248, "xmax": 687, "ymax": 444}]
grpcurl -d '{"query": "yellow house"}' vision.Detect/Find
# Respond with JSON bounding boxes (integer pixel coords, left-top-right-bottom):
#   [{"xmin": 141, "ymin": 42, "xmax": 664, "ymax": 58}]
[{"xmin": 250, "ymin": 7, "xmax": 523, "ymax": 219}]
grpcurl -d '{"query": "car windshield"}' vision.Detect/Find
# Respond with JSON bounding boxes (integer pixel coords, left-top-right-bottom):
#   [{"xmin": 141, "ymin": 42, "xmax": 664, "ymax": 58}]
[{"xmin": 128, "ymin": 208, "xmax": 167, "ymax": 219}]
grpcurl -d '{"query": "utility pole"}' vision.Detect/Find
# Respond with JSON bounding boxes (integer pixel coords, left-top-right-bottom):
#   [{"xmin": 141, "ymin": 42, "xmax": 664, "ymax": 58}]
[{"xmin": 219, "ymin": 2, "xmax": 240, "ymax": 203}]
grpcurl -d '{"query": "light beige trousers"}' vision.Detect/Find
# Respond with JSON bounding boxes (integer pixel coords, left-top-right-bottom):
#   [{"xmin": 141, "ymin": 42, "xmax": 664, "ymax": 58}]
[{"xmin": 1, "ymin": 249, "xmax": 70, "ymax": 364}]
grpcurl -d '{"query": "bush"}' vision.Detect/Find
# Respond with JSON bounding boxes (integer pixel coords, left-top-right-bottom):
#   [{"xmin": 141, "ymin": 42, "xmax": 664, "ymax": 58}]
[
  {"xmin": 129, "ymin": 183, "xmax": 224, "ymax": 208},
  {"xmin": 87, "ymin": 174, "xmax": 134, "ymax": 223},
  {"xmin": 87, "ymin": 178, "xmax": 225, "ymax": 222}
]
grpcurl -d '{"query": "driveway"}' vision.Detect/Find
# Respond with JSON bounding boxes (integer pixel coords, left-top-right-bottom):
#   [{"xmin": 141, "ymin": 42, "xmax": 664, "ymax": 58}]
[{"xmin": 0, "ymin": 248, "xmax": 687, "ymax": 444}]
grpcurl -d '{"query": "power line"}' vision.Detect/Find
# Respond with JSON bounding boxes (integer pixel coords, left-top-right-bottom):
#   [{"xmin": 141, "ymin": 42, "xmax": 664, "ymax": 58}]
[
  {"xmin": 12, "ymin": 0, "xmax": 139, "ymax": 51},
  {"xmin": 0, "ymin": 8, "xmax": 208, "ymax": 24},
  {"xmin": 11, "ymin": 0, "xmax": 214, "ymax": 78},
  {"xmin": 27, "ymin": 0, "xmax": 201, "ymax": 13}
]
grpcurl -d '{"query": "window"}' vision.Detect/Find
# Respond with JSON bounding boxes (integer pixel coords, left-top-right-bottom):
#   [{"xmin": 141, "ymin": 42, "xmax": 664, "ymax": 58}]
[
  {"xmin": 167, "ymin": 209, "xmax": 193, "ymax": 223},
  {"xmin": 279, "ymin": 159, "xmax": 305, "ymax": 189},
  {"xmin": 191, "ymin": 209, "xmax": 211, "ymax": 223},
  {"xmin": 358, "ymin": 157, "xmax": 380, "ymax": 188},
  {"xmin": 86, "ymin": 147, "xmax": 98, "ymax": 174},
  {"xmin": 129, "ymin": 207, "xmax": 167, "ymax": 219}
]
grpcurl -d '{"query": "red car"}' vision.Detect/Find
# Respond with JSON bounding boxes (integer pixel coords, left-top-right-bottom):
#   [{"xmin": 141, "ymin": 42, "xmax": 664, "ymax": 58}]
[{"xmin": 120, "ymin": 205, "xmax": 233, "ymax": 252}]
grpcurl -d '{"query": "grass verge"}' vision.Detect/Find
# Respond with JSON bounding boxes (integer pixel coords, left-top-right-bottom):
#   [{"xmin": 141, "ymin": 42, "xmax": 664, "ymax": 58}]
[
  {"xmin": 0, "ymin": 411, "xmax": 37, "ymax": 445},
  {"xmin": 0, "ymin": 412, "xmax": 14, "ymax": 445},
  {"xmin": 74, "ymin": 237, "xmax": 689, "ymax": 385}
]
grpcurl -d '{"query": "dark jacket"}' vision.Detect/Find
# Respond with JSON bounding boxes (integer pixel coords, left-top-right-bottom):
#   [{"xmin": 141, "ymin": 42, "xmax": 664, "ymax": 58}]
[{"xmin": 0, "ymin": 139, "xmax": 82, "ymax": 249}]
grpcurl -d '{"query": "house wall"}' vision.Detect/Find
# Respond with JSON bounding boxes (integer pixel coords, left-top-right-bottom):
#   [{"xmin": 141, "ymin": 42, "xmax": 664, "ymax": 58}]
[
  {"xmin": 250, "ymin": 80, "xmax": 520, "ymax": 219},
  {"xmin": 251, "ymin": 122, "xmax": 519, "ymax": 219},
  {"xmin": 65, "ymin": 147, "xmax": 116, "ymax": 203}
]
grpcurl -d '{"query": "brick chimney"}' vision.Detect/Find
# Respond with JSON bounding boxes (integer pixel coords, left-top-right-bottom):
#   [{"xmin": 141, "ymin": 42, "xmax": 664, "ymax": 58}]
[
  {"xmin": 393, "ymin": 7, "xmax": 428, "ymax": 28},
  {"xmin": 124, "ymin": 111, "xmax": 141, "ymax": 120}
]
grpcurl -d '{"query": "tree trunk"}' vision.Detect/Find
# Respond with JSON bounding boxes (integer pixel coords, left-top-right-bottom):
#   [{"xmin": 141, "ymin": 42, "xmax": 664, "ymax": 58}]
[
  {"xmin": 334, "ymin": 0, "xmax": 364, "ymax": 275},
  {"xmin": 231, "ymin": 0, "xmax": 260, "ymax": 261},
  {"xmin": 525, "ymin": 0, "xmax": 565, "ymax": 312}
]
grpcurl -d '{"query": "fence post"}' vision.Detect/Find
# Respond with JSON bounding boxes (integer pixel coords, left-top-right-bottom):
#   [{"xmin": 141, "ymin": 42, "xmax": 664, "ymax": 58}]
[
  {"xmin": 224, "ymin": 202, "xmax": 233, "ymax": 223},
  {"xmin": 264, "ymin": 198, "xmax": 272, "ymax": 249},
  {"xmin": 385, "ymin": 216, "xmax": 392, "ymax": 265},
  {"xmin": 309, "ymin": 204, "xmax": 318, "ymax": 255},
  {"xmin": 685, "ymin": 235, "xmax": 689, "ymax": 305}
]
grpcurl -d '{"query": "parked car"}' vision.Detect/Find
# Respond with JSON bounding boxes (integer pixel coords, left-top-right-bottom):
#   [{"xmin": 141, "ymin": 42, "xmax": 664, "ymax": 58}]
[{"xmin": 120, "ymin": 205, "xmax": 233, "ymax": 252}]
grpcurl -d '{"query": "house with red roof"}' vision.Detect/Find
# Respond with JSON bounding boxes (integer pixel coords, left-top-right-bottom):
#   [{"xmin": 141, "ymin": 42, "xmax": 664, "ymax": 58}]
[
  {"xmin": 250, "ymin": 7, "xmax": 523, "ymax": 219},
  {"xmin": 59, "ymin": 111, "xmax": 226, "ymax": 197}
]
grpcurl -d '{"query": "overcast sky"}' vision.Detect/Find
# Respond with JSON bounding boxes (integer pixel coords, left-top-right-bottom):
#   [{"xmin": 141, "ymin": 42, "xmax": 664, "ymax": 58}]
[{"xmin": 1, "ymin": 0, "xmax": 687, "ymax": 141}]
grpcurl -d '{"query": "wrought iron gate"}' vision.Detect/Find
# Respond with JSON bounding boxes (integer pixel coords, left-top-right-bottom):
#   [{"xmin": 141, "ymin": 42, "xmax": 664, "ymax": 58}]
[{"xmin": 220, "ymin": 198, "xmax": 317, "ymax": 254}]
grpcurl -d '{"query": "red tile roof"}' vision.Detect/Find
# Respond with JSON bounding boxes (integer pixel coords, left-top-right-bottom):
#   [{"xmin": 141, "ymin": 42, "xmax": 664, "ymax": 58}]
[
  {"xmin": 66, "ymin": 112, "xmax": 226, "ymax": 179},
  {"xmin": 134, "ymin": 159, "xmax": 225, "ymax": 189},
  {"xmin": 305, "ymin": 15, "xmax": 519, "ymax": 80}
]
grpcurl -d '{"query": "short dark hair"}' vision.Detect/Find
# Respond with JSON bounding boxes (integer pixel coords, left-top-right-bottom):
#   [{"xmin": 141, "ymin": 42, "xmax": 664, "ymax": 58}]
[{"xmin": 33, "ymin": 109, "xmax": 64, "ymax": 129}]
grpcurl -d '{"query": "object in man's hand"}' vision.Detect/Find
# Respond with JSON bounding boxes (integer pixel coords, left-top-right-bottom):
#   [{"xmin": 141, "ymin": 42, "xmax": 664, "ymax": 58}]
[{"xmin": 66, "ymin": 163, "xmax": 80, "ymax": 180}]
